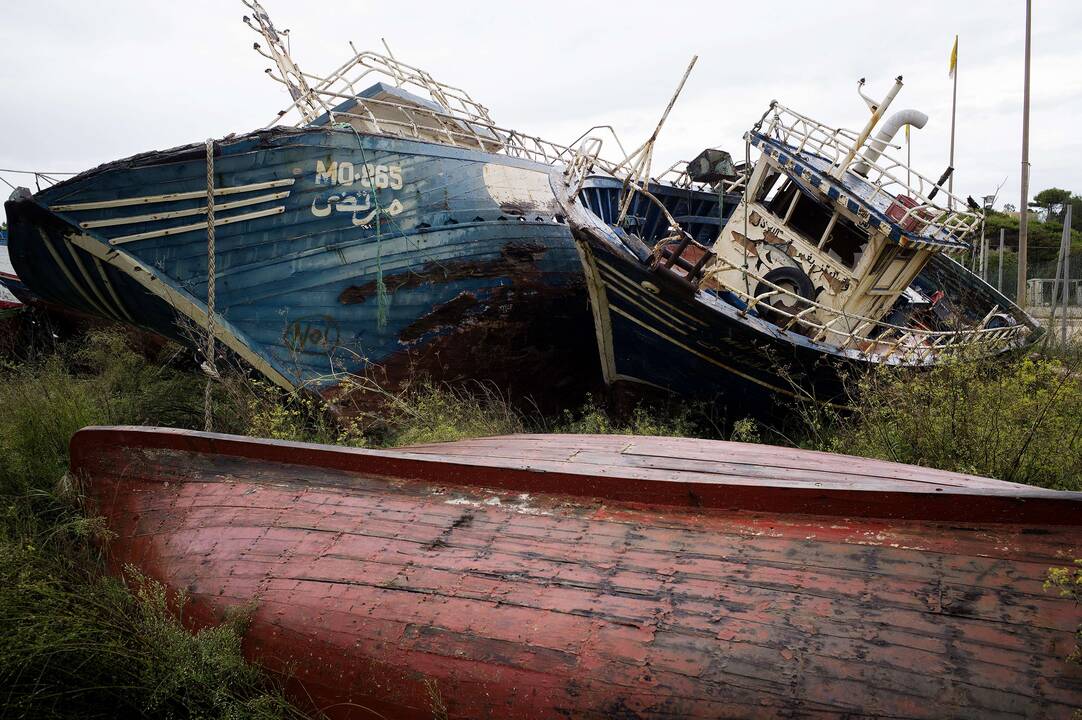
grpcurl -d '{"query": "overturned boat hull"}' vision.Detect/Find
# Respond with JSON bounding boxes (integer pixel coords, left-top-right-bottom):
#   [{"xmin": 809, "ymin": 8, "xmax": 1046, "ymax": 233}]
[{"xmin": 72, "ymin": 427, "xmax": 1082, "ymax": 719}]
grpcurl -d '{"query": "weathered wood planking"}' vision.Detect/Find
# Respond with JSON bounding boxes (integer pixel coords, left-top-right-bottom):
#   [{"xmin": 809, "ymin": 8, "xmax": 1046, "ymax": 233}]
[{"xmin": 72, "ymin": 427, "xmax": 1082, "ymax": 719}]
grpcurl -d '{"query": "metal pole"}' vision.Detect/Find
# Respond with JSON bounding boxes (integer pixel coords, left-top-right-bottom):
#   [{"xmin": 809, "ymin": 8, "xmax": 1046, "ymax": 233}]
[
  {"xmin": 997, "ymin": 228, "xmax": 1005, "ymax": 292},
  {"xmin": 833, "ymin": 76, "xmax": 904, "ymax": 180},
  {"xmin": 977, "ymin": 217, "xmax": 985, "ymax": 274},
  {"xmin": 1050, "ymin": 216, "xmax": 1067, "ymax": 338},
  {"xmin": 948, "ymin": 37, "xmax": 958, "ymax": 209},
  {"xmin": 1062, "ymin": 205, "xmax": 1072, "ymax": 345},
  {"xmin": 982, "ymin": 223, "xmax": 989, "ymax": 280},
  {"xmin": 1016, "ymin": 0, "xmax": 1032, "ymax": 308}
]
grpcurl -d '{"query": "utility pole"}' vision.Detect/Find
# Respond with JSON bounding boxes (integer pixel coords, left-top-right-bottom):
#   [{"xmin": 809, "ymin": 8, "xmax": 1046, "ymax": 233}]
[
  {"xmin": 997, "ymin": 228, "xmax": 1005, "ymax": 292},
  {"xmin": 980, "ymin": 194, "xmax": 995, "ymax": 280},
  {"xmin": 1016, "ymin": 0, "xmax": 1032, "ymax": 308},
  {"xmin": 978, "ymin": 216, "xmax": 986, "ymax": 277},
  {"xmin": 1062, "ymin": 205, "xmax": 1072, "ymax": 344}
]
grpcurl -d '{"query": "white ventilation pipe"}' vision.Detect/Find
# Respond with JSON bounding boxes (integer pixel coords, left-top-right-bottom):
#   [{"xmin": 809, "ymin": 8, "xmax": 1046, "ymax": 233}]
[{"xmin": 852, "ymin": 109, "xmax": 928, "ymax": 177}]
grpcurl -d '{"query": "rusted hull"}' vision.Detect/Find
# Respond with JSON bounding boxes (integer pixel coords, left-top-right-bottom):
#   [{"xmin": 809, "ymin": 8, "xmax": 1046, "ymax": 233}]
[
  {"xmin": 5, "ymin": 128, "xmax": 602, "ymax": 406},
  {"xmin": 71, "ymin": 428, "xmax": 1082, "ymax": 719}
]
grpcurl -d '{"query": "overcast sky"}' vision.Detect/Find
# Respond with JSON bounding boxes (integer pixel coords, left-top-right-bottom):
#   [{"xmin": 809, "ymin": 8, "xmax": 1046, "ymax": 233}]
[{"xmin": 2, "ymin": 1, "xmax": 1080, "ymax": 224}]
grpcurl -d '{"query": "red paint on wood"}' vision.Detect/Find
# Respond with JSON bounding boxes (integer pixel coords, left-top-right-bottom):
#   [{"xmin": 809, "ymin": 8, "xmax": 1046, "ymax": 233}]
[{"xmin": 70, "ymin": 427, "xmax": 1082, "ymax": 719}]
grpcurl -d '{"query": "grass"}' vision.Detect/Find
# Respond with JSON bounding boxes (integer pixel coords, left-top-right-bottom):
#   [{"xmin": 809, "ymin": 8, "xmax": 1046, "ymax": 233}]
[
  {"xmin": 2, "ymin": 319, "xmax": 1081, "ymax": 717},
  {"xmin": 773, "ymin": 348, "xmax": 1082, "ymax": 491},
  {"xmin": 0, "ymin": 330, "xmax": 306, "ymax": 719}
]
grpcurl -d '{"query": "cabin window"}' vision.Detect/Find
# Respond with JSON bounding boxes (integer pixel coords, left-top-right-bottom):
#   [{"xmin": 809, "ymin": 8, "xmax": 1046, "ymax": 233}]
[
  {"xmin": 785, "ymin": 191, "xmax": 833, "ymax": 248},
  {"xmin": 820, "ymin": 214, "xmax": 869, "ymax": 269},
  {"xmin": 756, "ymin": 172, "xmax": 786, "ymax": 204},
  {"xmin": 766, "ymin": 180, "xmax": 799, "ymax": 217}
]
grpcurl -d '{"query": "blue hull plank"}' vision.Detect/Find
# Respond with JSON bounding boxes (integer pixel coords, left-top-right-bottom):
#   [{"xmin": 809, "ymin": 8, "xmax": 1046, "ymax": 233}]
[{"xmin": 5, "ymin": 128, "xmax": 607, "ymax": 403}]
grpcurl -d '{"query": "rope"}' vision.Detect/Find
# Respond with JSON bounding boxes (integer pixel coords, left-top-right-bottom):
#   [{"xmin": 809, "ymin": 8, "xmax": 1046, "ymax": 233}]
[
  {"xmin": 204, "ymin": 139, "xmax": 218, "ymax": 432},
  {"xmin": 348, "ymin": 128, "xmax": 391, "ymax": 329}
]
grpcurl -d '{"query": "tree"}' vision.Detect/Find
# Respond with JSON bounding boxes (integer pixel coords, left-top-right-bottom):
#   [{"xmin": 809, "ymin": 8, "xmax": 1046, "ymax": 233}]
[
  {"xmin": 1003, "ymin": 203, "xmax": 1017, "ymax": 213},
  {"xmin": 1033, "ymin": 187, "xmax": 1072, "ymax": 222}
]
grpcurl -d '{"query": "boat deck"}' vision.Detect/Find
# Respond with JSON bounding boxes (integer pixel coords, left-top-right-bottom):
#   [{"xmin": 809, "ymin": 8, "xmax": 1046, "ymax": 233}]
[{"xmin": 70, "ymin": 427, "xmax": 1082, "ymax": 719}]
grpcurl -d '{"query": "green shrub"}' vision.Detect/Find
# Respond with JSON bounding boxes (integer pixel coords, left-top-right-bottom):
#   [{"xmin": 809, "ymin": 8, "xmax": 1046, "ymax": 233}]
[
  {"xmin": 0, "ymin": 542, "xmax": 300, "ymax": 719},
  {"xmin": 0, "ymin": 329, "xmax": 205, "ymax": 498},
  {"xmin": 0, "ymin": 329, "xmax": 302, "ymax": 719},
  {"xmin": 374, "ymin": 381, "xmax": 527, "ymax": 447},
  {"xmin": 550, "ymin": 394, "xmax": 708, "ymax": 438},
  {"xmin": 819, "ymin": 353, "xmax": 1082, "ymax": 490}
]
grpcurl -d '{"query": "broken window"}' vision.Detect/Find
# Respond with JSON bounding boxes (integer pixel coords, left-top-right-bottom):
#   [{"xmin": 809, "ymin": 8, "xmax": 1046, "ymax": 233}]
[
  {"xmin": 766, "ymin": 180, "xmax": 799, "ymax": 217},
  {"xmin": 821, "ymin": 215, "xmax": 869, "ymax": 269},
  {"xmin": 756, "ymin": 172, "xmax": 786, "ymax": 204},
  {"xmin": 786, "ymin": 192, "xmax": 832, "ymax": 247}
]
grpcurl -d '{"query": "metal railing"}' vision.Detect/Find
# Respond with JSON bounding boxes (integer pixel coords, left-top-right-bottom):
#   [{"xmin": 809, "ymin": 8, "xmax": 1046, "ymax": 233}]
[
  {"xmin": 246, "ymin": 3, "xmax": 747, "ymax": 198},
  {"xmin": 261, "ymin": 48, "xmax": 643, "ymax": 176},
  {"xmin": 706, "ymin": 253, "xmax": 1030, "ymax": 362},
  {"xmin": 759, "ymin": 104, "xmax": 982, "ymax": 247},
  {"xmin": 0, "ymin": 168, "xmax": 74, "ymax": 193},
  {"xmin": 655, "ymin": 160, "xmax": 747, "ymax": 195}
]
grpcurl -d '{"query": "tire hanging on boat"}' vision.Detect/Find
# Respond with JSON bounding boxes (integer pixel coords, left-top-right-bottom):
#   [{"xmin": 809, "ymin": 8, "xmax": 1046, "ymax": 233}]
[{"xmin": 754, "ymin": 265, "xmax": 815, "ymax": 326}]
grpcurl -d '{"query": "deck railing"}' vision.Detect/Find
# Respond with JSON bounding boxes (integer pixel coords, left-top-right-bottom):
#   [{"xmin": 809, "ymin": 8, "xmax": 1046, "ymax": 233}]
[
  {"xmin": 262, "ymin": 49, "xmax": 647, "ymax": 177},
  {"xmin": 760, "ymin": 104, "xmax": 981, "ymax": 247},
  {"xmin": 705, "ymin": 252, "xmax": 1030, "ymax": 362}
]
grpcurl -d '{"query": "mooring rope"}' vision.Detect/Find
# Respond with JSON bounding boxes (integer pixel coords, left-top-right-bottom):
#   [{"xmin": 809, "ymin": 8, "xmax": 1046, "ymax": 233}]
[
  {"xmin": 348, "ymin": 127, "xmax": 391, "ymax": 329},
  {"xmin": 204, "ymin": 139, "xmax": 218, "ymax": 432}
]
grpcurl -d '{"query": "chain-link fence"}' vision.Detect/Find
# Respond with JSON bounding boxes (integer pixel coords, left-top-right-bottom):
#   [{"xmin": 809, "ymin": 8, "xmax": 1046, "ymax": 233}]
[{"xmin": 971, "ymin": 251, "xmax": 1082, "ymax": 306}]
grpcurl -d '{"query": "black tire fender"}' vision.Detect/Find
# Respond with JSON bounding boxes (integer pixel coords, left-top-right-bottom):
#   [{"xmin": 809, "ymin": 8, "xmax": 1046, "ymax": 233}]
[{"xmin": 754, "ymin": 266, "xmax": 815, "ymax": 324}]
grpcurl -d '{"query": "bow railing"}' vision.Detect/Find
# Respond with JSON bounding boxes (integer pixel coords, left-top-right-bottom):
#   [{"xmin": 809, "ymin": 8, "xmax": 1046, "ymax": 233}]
[
  {"xmin": 705, "ymin": 252, "xmax": 1031, "ymax": 362},
  {"xmin": 759, "ymin": 103, "xmax": 981, "ymax": 247}
]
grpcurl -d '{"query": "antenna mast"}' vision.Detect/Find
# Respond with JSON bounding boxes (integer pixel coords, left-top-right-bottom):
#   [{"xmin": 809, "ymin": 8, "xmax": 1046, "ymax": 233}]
[
  {"xmin": 242, "ymin": 0, "xmax": 322, "ymax": 124},
  {"xmin": 614, "ymin": 55, "xmax": 698, "ymax": 227}
]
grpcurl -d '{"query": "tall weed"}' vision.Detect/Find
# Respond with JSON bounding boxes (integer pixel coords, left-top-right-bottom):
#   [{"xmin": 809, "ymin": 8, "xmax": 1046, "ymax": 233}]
[
  {"xmin": 802, "ymin": 353, "xmax": 1082, "ymax": 490},
  {"xmin": 0, "ymin": 329, "xmax": 302, "ymax": 719}
]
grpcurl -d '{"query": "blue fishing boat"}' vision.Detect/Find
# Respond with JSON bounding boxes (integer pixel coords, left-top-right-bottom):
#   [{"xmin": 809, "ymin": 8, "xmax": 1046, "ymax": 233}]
[
  {"xmin": 2, "ymin": 5, "xmax": 603, "ymax": 403},
  {"xmin": 559, "ymin": 80, "xmax": 1040, "ymax": 411}
]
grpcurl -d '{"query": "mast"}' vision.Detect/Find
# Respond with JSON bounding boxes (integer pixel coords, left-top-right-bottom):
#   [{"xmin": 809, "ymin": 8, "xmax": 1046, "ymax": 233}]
[
  {"xmin": 242, "ymin": 0, "xmax": 323, "ymax": 124},
  {"xmin": 1016, "ymin": 0, "xmax": 1032, "ymax": 308},
  {"xmin": 614, "ymin": 56, "xmax": 698, "ymax": 227},
  {"xmin": 947, "ymin": 36, "xmax": 958, "ymax": 209}
]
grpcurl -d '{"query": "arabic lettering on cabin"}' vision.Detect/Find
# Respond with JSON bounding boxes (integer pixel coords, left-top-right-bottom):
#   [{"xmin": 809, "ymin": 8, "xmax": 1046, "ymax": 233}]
[
  {"xmin": 311, "ymin": 160, "xmax": 405, "ymax": 226},
  {"xmin": 741, "ymin": 207, "xmax": 851, "ymax": 293}
]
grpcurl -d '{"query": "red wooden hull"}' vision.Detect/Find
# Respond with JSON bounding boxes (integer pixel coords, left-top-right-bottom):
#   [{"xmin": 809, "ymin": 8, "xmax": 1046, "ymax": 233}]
[{"xmin": 71, "ymin": 427, "xmax": 1082, "ymax": 719}]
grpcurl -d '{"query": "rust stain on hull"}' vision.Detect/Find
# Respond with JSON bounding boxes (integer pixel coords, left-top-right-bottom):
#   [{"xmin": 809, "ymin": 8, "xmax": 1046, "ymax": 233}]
[
  {"xmin": 338, "ymin": 241, "xmax": 550, "ymax": 305},
  {"xmin": 71, "ymin": 428, "xmax": 1082, "ymax": 720}
]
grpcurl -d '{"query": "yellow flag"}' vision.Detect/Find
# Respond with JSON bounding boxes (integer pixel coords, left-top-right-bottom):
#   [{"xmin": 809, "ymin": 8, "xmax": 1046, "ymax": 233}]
[
  {"xmin": 949, "ymin": 35, "xmax": 958, "ymax": 78},
  {"xmin": 905, "ymin": 123, "xmax": 910, "ymax": 142}
]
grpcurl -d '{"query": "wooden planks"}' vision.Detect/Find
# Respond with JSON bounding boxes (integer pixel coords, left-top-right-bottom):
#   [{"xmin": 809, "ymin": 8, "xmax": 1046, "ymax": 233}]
[
  {"xmin": 72, "ymin": 426, "xmax": 1082, "ymax": 525},
  {"xmin": 70, "ymin": 426, "xmax": 1082, "ymax": 719},
  {"xmin": 401, "ymin": 434, "xmax": 1031, "ymax": 490}
]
